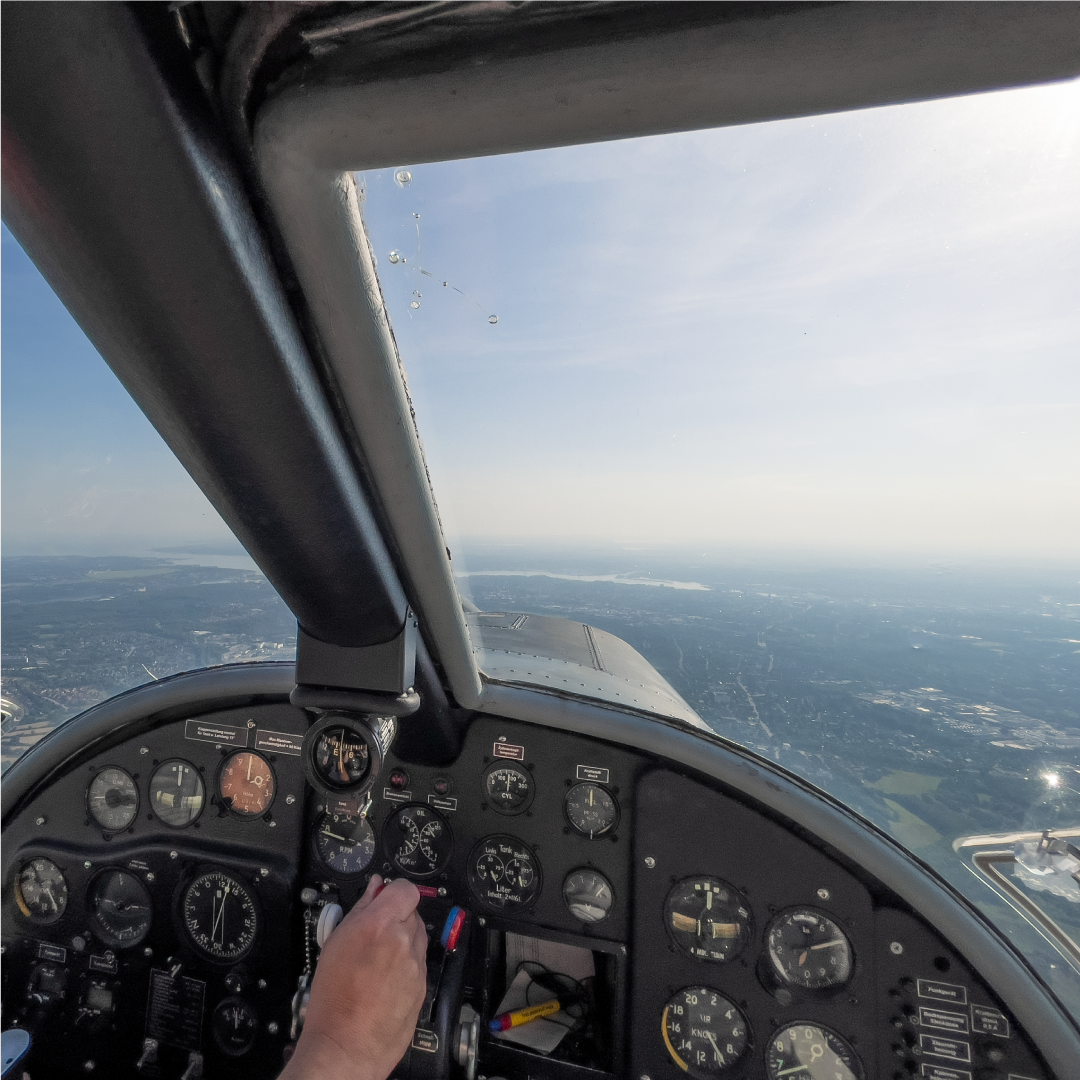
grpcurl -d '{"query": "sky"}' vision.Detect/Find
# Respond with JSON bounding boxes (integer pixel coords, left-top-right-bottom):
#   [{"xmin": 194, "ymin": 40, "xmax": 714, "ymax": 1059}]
[
  {"xmin": 3, "ymin": 78, "xmax": 1078, "ymax": 563},
  {"xmin": 364, "ymin": 77, "xmax": 1080, "ymax": 562}
]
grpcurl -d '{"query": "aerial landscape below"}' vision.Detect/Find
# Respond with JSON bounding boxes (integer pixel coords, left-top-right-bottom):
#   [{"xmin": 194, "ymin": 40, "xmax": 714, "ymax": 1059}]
[{"xmin": 3, "ymin": 549, "xmax": 1078, "ymax": 1011}]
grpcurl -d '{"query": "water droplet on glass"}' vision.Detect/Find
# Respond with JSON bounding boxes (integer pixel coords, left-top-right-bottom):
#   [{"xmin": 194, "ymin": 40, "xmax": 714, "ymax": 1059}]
[
  {"xmin": 413, "ymin": 213, "xmax": 421, "ymax": 220},
  {"xmin": 388, "ymin": 251, "xmax": 400, "ymax": 264},
  {"xmin": 410, "ymin": 301, "xmax": 420, "ymax": 309},
  {"xmin": 394, "ymin": 169, "xmax": 413, "ymax": 188},
  {"xmin": 488, "ymin": 315, "xmax": 499, "ymax": 325}
]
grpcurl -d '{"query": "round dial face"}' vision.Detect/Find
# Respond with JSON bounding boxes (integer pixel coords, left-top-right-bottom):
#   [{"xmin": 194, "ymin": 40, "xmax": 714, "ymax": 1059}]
[
  {"xmin": 384, "ymin": 804, "xmax": 453, "ymax": 877},
  {"xmin": 149, "ymin": 760, "xmax": 205, "ymax": 827},
  {"xmin": 86, "ymin": 767, "xmax": 139, "ymax": 832},
  {"xmin": 182, "ymin": 870, "xmax": 259, "ymax": 962},
  {"xmin": 482, "ymin": 763, "xmax": 534, "ymax": 814},
  {"xmin": 315, "ymin": 812, "xmax": 377, "ymax": 876},
  {"xmin": 219, "ymin": 751, "xmax": 275, "ymax": 817},
  {"xmin": 312, "ymin": 727, "xmax": 370, "ymax": 790},
  {"xmin": 664, "ymin": 877, "xmax": 753, "ymax": 962},
  {"xmin": 565, "ymin": 783, "xmax": 618, "ymax": 838},
  {"xmin": 766, "ymin": 910, "xmax": 853, "ymax": 991},
  {"xmin": 562, "ymin": 868, "xmax": 614, "ymax": 924},
  {"xmin": 88, "ymin": 869, "xmax": 152, "ymax": 948},
  {"xmin": 662, "ymin": 987, "xmax": 749, "ymax": 1077},
  {"xmin": 765, "ymin": 1024, "xmax": 863, "ymax": 1080},
  {"xmin": 467, "ymin": 836, "xmax": 542, "ymax": 911},
  {"xmin": 212, "ymin": 997, "xmax": 258, "ymax": 1057},
  {"xmin": 14, "ymin": 858, "xmax": 68, "ymax": 924}
]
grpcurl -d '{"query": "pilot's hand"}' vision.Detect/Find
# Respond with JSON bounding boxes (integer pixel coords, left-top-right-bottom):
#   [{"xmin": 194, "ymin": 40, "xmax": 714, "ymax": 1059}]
[{"xmin": 282, "ymin": 875, "xmax": 428, "ymax": 1080}]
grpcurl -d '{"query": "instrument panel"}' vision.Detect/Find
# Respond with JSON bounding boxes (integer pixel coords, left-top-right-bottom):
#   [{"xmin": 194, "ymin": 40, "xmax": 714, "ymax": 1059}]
[{"xmin": 0, "ymin": 701, "xmax": 1057, "ymax": 1080}]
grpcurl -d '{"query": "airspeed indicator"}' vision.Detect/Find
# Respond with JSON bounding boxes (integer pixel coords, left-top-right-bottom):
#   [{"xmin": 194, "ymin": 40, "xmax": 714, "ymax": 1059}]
[{"xmin": 662, "ymin": 987, "xmax": 749, "ymax": 1076}]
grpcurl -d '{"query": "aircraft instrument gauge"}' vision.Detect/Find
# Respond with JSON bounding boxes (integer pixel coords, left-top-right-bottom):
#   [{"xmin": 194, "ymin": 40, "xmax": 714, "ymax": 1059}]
[
  {"xmin": 212, "ymin": 997, "xmax": 259, "ymax": 1056},
  {"xmin": 661, "ymin": 987, "xmax": 749, "ymax": 1076},
  {"xmin": 86, "ymin": 767, "xmax": 139, "ymax": 832},
  {"xmin": 468, "ymin": 835, "xmax": 542, "ymax": 911},
  {"xmin": 14, "ymin": 858, "xmax": 68, "ymax": 924},
  {"xmin": 315, "ymin": 811, "xmax": 377, "ymax": 876},
  {"xmin": 149, "ymin": 760, "xmax": 205, "ymax": 827},
  {"xmin": 565, "ymin": 782, "xmax": 619, "ymax": 838},
  {"xmin": 302, "ymin": 713, "xmax": 396, "ymax": 799},
  {"xmin": 218, "ymin": 750, "xmax": 276, "ymax": 817},
  {"xmin": 482, "ymin": 762, "xmax": 534, "ymax": 814},
  {"xmin": 384, "ymin": 804, "xmax": 453, "ymax": 877},
  {"xmin": 765, "ymin": 1024, "xmax": 863, "ymax": 1080},
  {"xmin": 765, "ymin": 909, "xmax": 853, "ymax": 991},
  {"xmin": 181, "ymin": 869, "xmax": 260, "ymax": 962},
  {"xmin": 664, "ymin": 877, "xmax": 753, "ymax": 962},
  {"xmin": 88, "ymin": 869, "xmax": 152, "ymax": 948},
  {"xmin": 562, "ymin": 868, "xmax": 614, "ymax": 923}
]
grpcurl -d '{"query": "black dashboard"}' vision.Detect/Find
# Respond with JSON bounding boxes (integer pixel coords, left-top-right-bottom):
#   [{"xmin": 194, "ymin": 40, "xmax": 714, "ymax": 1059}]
[{"xmin": 1, "ymin": 697, "xmax": 1056, "ymax": 1080}]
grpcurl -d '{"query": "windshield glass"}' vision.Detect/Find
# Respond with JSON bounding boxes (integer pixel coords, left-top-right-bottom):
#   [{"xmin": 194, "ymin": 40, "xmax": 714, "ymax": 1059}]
[
  {"xmin": 1, "ymin": 226, "xmax": 296, "ymax": 771},
  {"xmin": 358, "ymin": 80, "xmax": 1080, "ymax": 1014}
]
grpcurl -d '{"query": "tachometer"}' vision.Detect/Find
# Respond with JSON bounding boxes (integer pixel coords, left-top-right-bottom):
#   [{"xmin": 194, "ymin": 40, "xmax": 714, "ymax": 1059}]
[
  {"xmin": 765, "ymin": 1024, "xmax": 863, "ymax": 1080},
  {"xmin": 181, "ymin": 869, "xmax": 259, "ymax": 962},
  {"xmin": 314, "ymin": 811, "xmax": 377, "ymax": 876},
  {"xmin": 482, "ymin": 762, "xmax": 534, "ymax": 814},
  {"xmin": 564, "ymin": 783, "xmax": 618, "ymax": 838},
  {"xmin": 14, "ymin": 858, "xmax": 68, "ymax": 924},
  {"xmin": 218, "ymin": 750, "xmax": 275, "ymax": 817},
  {"xmin": 662, "ymin": 987, "xmax": 749, "ymax": 1076},
  {"xmin": 88, "ymin": 869, "xmax": 152, "ymax": 948},
  {"xmin": 86, "ymin": 766, "xmax": 139, "ymax": 832},
  {"xmin": 765, "ymin": 909, "xmax": 853, "ymax": 991},
  {"xmin": 664, "ymin": 877, "xmax": 753, "ymax": 962},
  {"xmin": 149, "ymin": 760, "xmax": 205, "ymax": 827},
  {"xmin": 468, "ymin": 836, "xmax": 542, "ymax": 911},
  {"xmin": 384, "ymin": 804, "xmax": 453, "ymax": 877}
]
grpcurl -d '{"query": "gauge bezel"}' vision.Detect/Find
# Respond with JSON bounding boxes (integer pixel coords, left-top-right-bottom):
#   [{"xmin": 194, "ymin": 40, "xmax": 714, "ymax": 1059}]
[
  {"xmin": 216, "ymin": 749, "xmax": 277, "ymax": 819},
  {"xmin": 176, "ymin": 864, "xmax": 262, "ymax": 965},
  {"xmin": 764, "ymin": 1021, "xmax": 864, "ymax": 1080},
  {"xmin": 85, "ymin": 765, "xmax": 140, "ymax": 833},
  {"xmin": 480, "ymin": 760, "xmax": 536, "ymax": 815},
  {"xmin": 561, "ymin": 866, "xmax": 615, "ymax": 924},
  {"xmin": 147, "ymin": 758, "xmax": 206, "ymax": 829},
  {"xmin": 301, "ymin": 712, "xmax": 395, "ymax": 799},
  {"xmin": 86, "ymin": 867, "xmax": 153, "ymax": 949},
  {"xmin": 312, "ymin": 810, "xmax": 378, "ymax": 877},
  {"xmin": 212, "ymin": 996, "xmax": 259, "ymax": 1057},
  {"xmin": 760, "ymin": 905, "xmax": 856, "ymax": 998},
  {"xmin": 661, "ymin": 985, "xmax": 751, "ymax": 1078},
  {"xmin": 13, "ymin": 857, "xmax": 69, "ymax": 925},
  {"xmin": 663, "ymin": 875, "xmax": 754, "ymax": 964},
  {"xmin": 564, "ymin": 781, "xmax": 620, "ymax": 839},
  {"xmin": 466, "ymin": 834, "xmax": 544, "ymax": 912},
  {"xmin": 382, "ymin": 802, "xmax": 455, "ymax": 878}
]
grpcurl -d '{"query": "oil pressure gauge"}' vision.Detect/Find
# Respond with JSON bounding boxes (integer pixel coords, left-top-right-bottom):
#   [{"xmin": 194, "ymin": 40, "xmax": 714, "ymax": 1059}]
[{"xmin": 664, "ymin": 877, "xmax": 753, "ymax": 962}]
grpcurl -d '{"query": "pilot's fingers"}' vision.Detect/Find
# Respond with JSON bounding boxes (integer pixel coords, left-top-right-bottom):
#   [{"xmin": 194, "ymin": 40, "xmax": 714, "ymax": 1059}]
[
  {"xmin": 371, "ymin": 875, "xmax": 421, "ymax": 921},
  {"xmin": 348, "ymin": 873, "xmax": 384, "ymax": 916}
]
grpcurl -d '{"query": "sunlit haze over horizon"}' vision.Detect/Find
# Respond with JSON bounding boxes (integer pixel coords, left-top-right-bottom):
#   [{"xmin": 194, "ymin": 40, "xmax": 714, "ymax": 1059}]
[{"xmin": 3, "ymin": 78, "xmax": 1078, "ymax": 565}]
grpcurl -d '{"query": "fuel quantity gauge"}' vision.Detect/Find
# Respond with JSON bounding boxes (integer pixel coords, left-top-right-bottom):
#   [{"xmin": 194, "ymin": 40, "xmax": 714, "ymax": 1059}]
[{"xmin": 664, "ymin": 877, "xmax": 752, "ymax": 962}]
